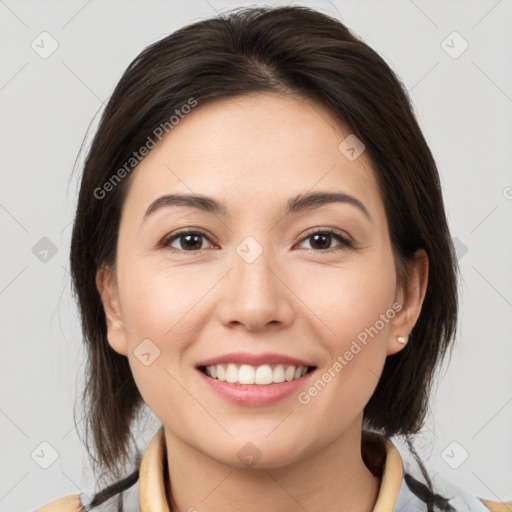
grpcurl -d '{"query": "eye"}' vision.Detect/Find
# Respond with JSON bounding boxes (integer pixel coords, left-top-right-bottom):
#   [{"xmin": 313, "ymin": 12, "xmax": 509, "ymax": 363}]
[
  {"xmin": 161, "ymin": 229, "xmax": 215, "ymax": 252},
  {"xmin": 296, "ymin": 228, "xmax": 352, "ymax": 252},
  {"xmin": 160, "ymin": 227, "xmax": 352, "ymax": 253}
]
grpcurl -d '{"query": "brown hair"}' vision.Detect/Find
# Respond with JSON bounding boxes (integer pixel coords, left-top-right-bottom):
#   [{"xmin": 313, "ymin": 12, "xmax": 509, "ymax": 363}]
[{"xmin": 69, "ymin": 5, "xmax": 458, "ymax": 508}]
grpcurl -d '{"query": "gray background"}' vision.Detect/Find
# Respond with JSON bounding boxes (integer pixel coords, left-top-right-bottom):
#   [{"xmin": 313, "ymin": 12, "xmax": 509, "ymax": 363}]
[{"xmin": 1, "ymin": 0, "xmax": 511, "ymax": 510}]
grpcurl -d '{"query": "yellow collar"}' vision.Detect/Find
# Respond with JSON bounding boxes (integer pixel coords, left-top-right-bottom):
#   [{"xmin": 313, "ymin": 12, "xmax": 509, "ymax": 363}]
[{"xmin": 138, "ymin": 427, "xmax": 404, "ymax": 511}]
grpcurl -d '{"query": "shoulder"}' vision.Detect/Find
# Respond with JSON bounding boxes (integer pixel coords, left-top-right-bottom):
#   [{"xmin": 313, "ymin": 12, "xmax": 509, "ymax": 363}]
[
  {"xmin": 480, "ymin": 501, "xmax": 512, "ymax": 512},
  {"xmin": 34, "ymin": 494, "xmax": 81, "ymax": 512},
  {"xmin": 34, "ymin": 477, "xmax": 140, "ymax": 512},
  {"xmin": 391, "ymin": 439, "xmax": 512, "ymax": 512}
]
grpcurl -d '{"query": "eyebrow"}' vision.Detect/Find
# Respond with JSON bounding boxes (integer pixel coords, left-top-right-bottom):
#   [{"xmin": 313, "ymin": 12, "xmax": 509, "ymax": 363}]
[{"xmin": 142, "ymin": 191, "xmax": 371, "ymax": 223}]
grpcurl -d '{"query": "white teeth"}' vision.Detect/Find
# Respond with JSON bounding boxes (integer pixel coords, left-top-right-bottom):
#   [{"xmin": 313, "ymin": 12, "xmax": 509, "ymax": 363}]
[
  {"xmin": 204, "ymin": 363, "xmax": 311, "ymax": 385},
  {"xmin": 284, "ymin": 365, "xmax": 295, "ymax": 382},
  {"xmin": 226, "ymin": 363, "xmax": 239, "ymax": 383},
  {"xmin": 216, "ymin": 365, "xmax": 226, "ymax": 382},
  {"xmin": 255, "ymin": 364, "xmax": 273, "ymax": 385},
  {"xmin": 239, "ymin": 364, "xmax": 255, "ymax": 384},
  {"xmin": 273, "ymin": 364, "xmax": 285, "ymax": 383}
]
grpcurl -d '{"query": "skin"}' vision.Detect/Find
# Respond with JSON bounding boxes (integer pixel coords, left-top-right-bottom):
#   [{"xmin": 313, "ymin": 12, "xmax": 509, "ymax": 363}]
[{"xmin": 96, "ymin": 92, "xmax": 428, "ymax": 512}]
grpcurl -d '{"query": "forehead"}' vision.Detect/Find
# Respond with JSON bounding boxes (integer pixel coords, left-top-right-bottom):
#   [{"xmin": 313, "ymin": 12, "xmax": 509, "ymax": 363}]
[{"xmin": 122, "ymin": 92, "xmax": 383, "ymax": 221}]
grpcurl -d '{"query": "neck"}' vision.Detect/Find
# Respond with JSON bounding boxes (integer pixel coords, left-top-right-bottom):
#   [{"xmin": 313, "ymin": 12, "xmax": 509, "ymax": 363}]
[{"xmin": 163, "ymin": 418, "xmax": 381, "ymax": 512}]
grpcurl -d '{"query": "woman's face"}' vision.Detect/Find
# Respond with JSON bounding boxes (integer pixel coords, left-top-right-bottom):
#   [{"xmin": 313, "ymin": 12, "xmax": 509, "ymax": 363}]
[{"xmin": 97, "ymin": 92, "xmax": 424, "ymax": 468}]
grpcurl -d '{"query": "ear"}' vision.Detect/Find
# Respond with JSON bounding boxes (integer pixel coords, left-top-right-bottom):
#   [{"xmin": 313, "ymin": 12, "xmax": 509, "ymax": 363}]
[
  {"xmin": 95, "ymin": 265, "xmax": 129, "ymax": 356},
  {"xmin": 387, "ymin": 249, "xmax": 429, "ymax": 356}
]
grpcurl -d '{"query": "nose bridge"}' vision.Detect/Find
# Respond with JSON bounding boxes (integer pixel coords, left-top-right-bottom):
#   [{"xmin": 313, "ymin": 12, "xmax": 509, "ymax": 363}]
[
  {"xmin": 217, "ymin": 233, "xmax": 292, "ymax": 329},
  {"xmin": 234, "ymin": 234, "xmax": 279, "ymax": 303}
]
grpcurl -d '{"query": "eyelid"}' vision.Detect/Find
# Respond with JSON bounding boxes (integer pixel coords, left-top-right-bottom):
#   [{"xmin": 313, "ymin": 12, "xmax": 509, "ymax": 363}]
[
  {"xmin": 160, "ymin": 226, "xmax": 353, "ymax": 253},
  {"xmin": 294, "ymin": 227, "xmax": 352, "ymax": 251},
  {"xmin": 159, "ymin": 227, "xmax": 218, "ymax": 250},
  {"xmin": 297, "ymin": 226, "xmax": 352, "ymax": 244}
]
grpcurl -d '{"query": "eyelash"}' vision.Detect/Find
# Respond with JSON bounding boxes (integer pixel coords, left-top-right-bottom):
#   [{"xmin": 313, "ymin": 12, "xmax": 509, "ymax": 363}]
[{"xmin": 160, "ymin": 227, "xmax": 352, "ymax": 254}]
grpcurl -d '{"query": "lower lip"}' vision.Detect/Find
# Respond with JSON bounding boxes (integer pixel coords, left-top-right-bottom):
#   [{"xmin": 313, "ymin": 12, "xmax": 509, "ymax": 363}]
[{"xmin": 197, "ymin": 368, "xmax": 316, "ymax": 407}]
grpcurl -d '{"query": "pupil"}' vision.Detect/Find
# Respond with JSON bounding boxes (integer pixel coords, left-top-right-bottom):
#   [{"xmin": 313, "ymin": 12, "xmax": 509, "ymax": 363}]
[
  {"xmin": 311, "ymin": 233, "xmax": 330, "ymax": 250},
  {"xmin": 183, "ymin": 234, "xmax": 201, "ymax": 250},
  {"xmin": 179, "ymin": 233, "xmax": 333, "ymax": 251}
]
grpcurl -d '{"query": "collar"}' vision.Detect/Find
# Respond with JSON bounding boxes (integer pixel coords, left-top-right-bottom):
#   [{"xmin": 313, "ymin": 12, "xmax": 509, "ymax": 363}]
[{"xmin": 138, "ymin": 426, "xmax": 404, "ymax": 511}]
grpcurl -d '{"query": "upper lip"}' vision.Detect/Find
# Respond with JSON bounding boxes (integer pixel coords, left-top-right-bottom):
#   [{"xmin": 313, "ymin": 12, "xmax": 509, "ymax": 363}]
[{"xmin": 196, "ymin": 352, "xmax": 316, "ymax": 368}]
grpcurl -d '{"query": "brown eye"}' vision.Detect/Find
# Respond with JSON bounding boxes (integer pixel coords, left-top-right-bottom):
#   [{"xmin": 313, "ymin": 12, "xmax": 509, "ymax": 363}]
[
  {"xmin": 297, "ymin": 229, "xmax": 352, "ymax": 252},
  {"xmin": 163, "ymin": 230, "xmax": 214, "ymax": 252},
  {"xmin": 160, "ymin": 228, "xmax": 351, "ymax": 254}
]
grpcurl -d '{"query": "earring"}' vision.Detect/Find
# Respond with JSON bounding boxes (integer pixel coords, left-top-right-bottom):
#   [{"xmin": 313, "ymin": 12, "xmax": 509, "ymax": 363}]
[{"xmin": 397, "ymin": 335, "xmax": 408, "ymax": 344}]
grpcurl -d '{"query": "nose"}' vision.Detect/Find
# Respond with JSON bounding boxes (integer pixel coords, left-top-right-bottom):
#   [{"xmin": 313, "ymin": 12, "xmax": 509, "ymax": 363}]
[{"xmin": 216, "ymin": 244, "xmax": 294, "ymax": 331}]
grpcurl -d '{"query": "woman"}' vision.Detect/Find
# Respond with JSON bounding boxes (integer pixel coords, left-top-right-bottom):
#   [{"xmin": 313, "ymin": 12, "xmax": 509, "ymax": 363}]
[{"xmin": 35, "ymin": 5, "xmax": 510, "ymax": 512}]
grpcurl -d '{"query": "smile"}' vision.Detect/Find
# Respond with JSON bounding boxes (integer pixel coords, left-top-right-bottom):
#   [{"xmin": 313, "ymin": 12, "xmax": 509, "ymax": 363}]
[{"xmin": 199, "ymin": 363, "xmax": 316, "ymax": 385}]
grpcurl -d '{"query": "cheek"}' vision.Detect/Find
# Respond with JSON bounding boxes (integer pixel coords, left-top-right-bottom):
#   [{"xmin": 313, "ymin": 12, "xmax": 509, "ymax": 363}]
[
  {"xmin": 295, "ymin": 253, "xmax": 396, "ymax": 407},
  {"xmin": 115, "ymin": 261, "xmax": 206, "ymax": 407},
  {"xmin": 119, "ymin": 259, "xmax": 208, "ymax": 341},
  {"xmin": 119, "ymin": 286, "xmax": 202, "ymax": 430},
  {"xmin": 117, "ymin": 240, "xmax": 397, "ymax": 422},
  {"xmin": 297, "ymin": 254, "xmax": 396, "ymax": 344}
]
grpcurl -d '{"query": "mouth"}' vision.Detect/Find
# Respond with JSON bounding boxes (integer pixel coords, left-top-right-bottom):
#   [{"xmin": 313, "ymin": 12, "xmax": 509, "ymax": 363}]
[{"xmin": 197, "ymin": 363, "xmax": 317, "ymax": 385}]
